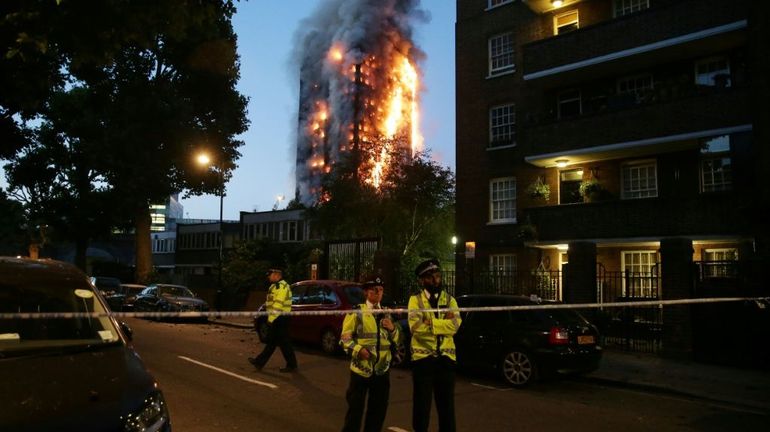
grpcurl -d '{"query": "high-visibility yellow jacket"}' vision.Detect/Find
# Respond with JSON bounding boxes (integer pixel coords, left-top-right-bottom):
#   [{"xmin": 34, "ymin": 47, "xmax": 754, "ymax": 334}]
[
  {"xmin": 339, "ymin": 303, "xmax": 401, "ymax": 377},
  {"xmin": 408, "ymin": 290, "xmax": 461, "ymax": 362},
  {"xmin": 265, "ymin": 280, "xmax": 292, "ymax": 323}
]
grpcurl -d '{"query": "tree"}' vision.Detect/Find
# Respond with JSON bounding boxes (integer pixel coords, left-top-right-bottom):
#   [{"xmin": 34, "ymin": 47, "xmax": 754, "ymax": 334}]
[{"xmin": 310, "ymin": 142, "xmax": 455, "ymax": 279}]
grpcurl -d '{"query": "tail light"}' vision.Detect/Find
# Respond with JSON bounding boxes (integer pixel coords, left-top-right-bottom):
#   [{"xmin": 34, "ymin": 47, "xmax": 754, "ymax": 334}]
[{"xmin": 549, "ymin": 326, "xmax": 569, "ymax": 345}]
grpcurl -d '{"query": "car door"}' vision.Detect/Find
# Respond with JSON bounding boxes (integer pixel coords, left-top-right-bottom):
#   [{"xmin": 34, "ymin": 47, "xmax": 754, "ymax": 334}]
[
  {"xmin": 456, "ymin": 298, "xmax": 510, "ymax": 369},
  {"xmin": 287, "ymin": 284, "xmax": 307, "ymax": 341}
]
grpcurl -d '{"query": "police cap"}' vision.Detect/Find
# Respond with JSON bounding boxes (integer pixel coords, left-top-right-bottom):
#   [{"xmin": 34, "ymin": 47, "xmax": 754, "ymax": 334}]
[{"xmin": 415, "ymin": 259, "xmax": 441, "ymax": 278}]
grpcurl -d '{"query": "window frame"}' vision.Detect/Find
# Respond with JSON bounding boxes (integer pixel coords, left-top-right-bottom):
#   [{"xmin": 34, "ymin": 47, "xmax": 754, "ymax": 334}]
[
  {"xmin": 489, "ymin": 103, "xmax": 516, "ymax": 148},
  {"xmin": 487, "ymin": 0, "xmax": 514, "ymax": 10},
  {"xmin": 620, "ymin": 250, "xmax": 659, "ymax": 298},
  {"xmin": 489, "ymin": 177, "xmax": 517, "ymax": 224},
  {"xmin": 695, "ymin": 56, "xmax": 731, "ymax": 87},
  {"xmin": 553, "ymin": 10, "xmax": 579, "ymax": 35},
  {"xmin": 613, "ymin": 0, "xmax": 650, "ymax": 17},
  {"xmin": 621, "ymin": 160, "xmax": 658, "ymax": 199},
  {"xmin": 488, "ymin": 32, "xmax": 515, "ymax": 77},
  {"xmin": 557, "ymin": 89, "xmax": 582, "ymax": 118}
]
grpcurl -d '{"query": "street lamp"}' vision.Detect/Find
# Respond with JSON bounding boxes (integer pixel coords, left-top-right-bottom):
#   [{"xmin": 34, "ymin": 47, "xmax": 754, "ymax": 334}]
[{"xmin": 196, "ymin": 152, "xmax": 225, "ymax": 311}]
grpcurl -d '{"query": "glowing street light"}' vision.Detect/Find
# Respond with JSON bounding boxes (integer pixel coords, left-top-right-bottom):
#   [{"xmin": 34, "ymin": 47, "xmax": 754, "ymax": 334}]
[{"xmin": 196, "ymin": 152, "xmax": 225, "ymax": 311}]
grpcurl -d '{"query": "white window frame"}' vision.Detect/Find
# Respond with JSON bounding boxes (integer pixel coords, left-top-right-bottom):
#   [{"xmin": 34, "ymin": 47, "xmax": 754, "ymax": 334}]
[
  {"xmin": 554, "ymin": 10, "xmax": 579, "ymax": 35},
  {"xmin": 488, "ymin": 32, "xmax": 515, "ymax": 77},
  {"xmin": 489, "ymin": 254, "xmax": 517, "ymax": 292},
  {"xmin": 613, "ymin": 0, "xmax": 650, "ymax": 17},
  {"xmin": 489, "ymin": 103, "xmax": 516, "ymax": 147},
  {"xmin": 701, "ymin": 155, "xmax": 732, "ymax": 193},
  {"xmin": 621, "ymin": 160, "xmax": 658, "ymax": 199},
  {"xmin": 487, "ymin": 0, "xmax": 514, "ymax": 10},
  {"xmin": 621, "ymin": 250, "xmax": 659, "ymax": 297},
  {"xmin": 489, "ymin": 177, "xmax": 517, "ymax": 224},
  {"xmin": 695, "ymin": 56, "xmax": 731, "ymax": 87}
]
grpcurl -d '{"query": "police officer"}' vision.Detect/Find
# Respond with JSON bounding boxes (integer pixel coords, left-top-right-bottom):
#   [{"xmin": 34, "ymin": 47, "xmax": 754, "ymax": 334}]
[
  {"xmin": 408, "ymin": 259, "xmax": 461, "ymax": 432},
  {"xmin": 340, "ymin": 274, "xmax": 401, "ymax": 432},
  {"xmin": 249, "ymin": 267, "xmax": 298, "ymax": 372}
]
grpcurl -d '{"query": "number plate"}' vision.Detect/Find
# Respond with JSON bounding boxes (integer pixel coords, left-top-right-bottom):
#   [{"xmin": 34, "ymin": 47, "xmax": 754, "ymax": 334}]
[{"xmin": 577, "ymin": 335, "xmax": 595, "ymax": 345}]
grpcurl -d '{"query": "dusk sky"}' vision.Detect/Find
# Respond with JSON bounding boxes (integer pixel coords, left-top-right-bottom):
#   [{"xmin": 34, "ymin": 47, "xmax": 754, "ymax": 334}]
[{"xmin": 181, "ymin": 0, "xmax": 456, "ymax": 220}]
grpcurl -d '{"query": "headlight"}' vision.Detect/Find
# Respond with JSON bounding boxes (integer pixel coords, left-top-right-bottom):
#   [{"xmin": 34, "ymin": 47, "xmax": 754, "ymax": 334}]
[{"xmin": 124, "ymin": 391, "xmax": 170, "ymax": 432}]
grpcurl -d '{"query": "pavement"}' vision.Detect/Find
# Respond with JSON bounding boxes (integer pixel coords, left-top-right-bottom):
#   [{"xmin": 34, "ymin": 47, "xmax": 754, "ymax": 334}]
[{"xmin": 209, "ymin": 316, "xmax": 770, "ymax": 414}]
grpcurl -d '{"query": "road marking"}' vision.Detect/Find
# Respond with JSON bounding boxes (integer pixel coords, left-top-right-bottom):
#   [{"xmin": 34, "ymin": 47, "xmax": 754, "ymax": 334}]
[
  {"xmin": 470, "ymin": 382, "xmax": 511, "ymax": 391},
  {"xmin": 387, "ymin": 427, "xmax": 409, "ymax": 432},
  {"xmin": 178, "ymin": 356, "xmax": 278, "ymax": 389}
]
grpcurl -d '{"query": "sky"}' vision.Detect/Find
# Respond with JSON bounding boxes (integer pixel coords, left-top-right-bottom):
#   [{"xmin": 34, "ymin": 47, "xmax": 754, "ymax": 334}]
[{"xmin": 180, "ymin": 0, "xmax": 456, "ymax": 220}]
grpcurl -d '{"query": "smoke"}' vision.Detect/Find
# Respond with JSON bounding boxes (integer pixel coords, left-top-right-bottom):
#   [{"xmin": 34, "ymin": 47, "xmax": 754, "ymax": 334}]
[{"xmin": 292, "ymin": 0, "xmax": 429, "ymax": 205}]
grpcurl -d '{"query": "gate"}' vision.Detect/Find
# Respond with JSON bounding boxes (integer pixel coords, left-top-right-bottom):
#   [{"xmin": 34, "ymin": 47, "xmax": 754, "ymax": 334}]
[
  {"xmin": 324, "ymin": 239, "xmax": 379, "ymax": 282},
  {"xmin": 596, "ymin": 263, "xmax": 663, "ymax": 353}
]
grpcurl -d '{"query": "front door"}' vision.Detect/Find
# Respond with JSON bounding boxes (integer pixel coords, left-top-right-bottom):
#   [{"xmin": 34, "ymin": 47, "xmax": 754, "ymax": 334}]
[{"xmin": 560, "ymin": 168, "xmax": 583, "ymax": 204}]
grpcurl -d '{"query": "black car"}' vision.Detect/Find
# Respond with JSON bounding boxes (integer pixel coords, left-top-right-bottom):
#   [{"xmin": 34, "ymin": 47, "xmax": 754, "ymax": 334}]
[
  {"xmin": 399, "ymin": 294, "xmax": 602, "ymax": 386},
  {"xmin": 134, "ymin": 284, "xmax": 209, "ymax": 320},
  {"xmin": 0, "ymin": 257, "xmax": 171, "ymax": 431},
  {"xmin": 91, "ymin": 276, "xmax": 123, "ymax": 310}
]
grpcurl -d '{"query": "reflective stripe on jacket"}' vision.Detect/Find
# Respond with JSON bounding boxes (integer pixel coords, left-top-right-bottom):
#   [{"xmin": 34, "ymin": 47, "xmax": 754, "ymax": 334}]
[
  {"xmin": 339, "ymin": 304, "xmax": 402, "ymax": 377},
  {"xmin": 408, "ymin": 290, "xmax": 461, "ymax": 362},
  {"xmin": 265, "ymin": 280, "xmax": 291, "ymax": 323}
]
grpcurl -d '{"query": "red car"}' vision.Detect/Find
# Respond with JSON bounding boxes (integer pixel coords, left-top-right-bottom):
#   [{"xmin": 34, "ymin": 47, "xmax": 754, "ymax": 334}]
[{"xmin": 253, "ymin": 280, "xmax": 366, "ymax": 354}]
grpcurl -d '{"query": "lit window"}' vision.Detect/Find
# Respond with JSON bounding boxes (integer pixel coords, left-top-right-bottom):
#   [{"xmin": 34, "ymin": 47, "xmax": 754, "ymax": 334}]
[
  {"xmin": 490, "ymin": 177, "xmax": 517, "ymax": 223},
  {"xmin": 554, "ymin": 10, "xmax": 579, "ymax": 35},
  {"xmin": 621, "ymin": 251, "xmax": 659, "ymax": 297},
  {"xmin": 700, "ymin": 135, "xmax": 732, "ymax": 192},
  {"xmin": 614, "ymin": 0, "xmax": 650, "ymax": 17},
  {"xmin": 695, "ymin": 57, "xmax": 731, "ymax": 87},
  {"xmin": 703, "ymin": 248, "xmax": 738, "ymax": 278},
  {"xmin": 489, "ymin": 32, "xmax": 515, "ymax": 76},
  {"xmin": 489, "ymin": 104, "xmax": 516, "ymax": 147},
  {"xmin": 622, "ymin": 160, "xmax": 657, "ymax": 199},
  {"xmin": 558, "ymin": 89, "xmax": 582, "ymax": 118}
]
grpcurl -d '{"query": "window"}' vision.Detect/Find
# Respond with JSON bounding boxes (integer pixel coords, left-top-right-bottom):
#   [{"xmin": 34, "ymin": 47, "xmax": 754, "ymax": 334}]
[
  {"xmin": 559, "ymin": 168, "xmax": 583, "ymax": 204},
  {"xmin": 489, "ymin": 104, "xmax": 515, "ymax": 147},
  {"xmin": 703, "ymin": 248, "xmax": 738, "ymax": 278},
  {"xmin": 621, "ymin": 251, "xmax": 658, "ymax": 297},
  {"xmin": 489, "ymin": 32, "xmax": 515, "ymax": 76},
  {"xmin": 617, "ymin": 74, "xmax": 653, "ymax": 103},
  {"xmin": 700, "ymin": 135, "xmax": 732, "ymax": 192},
  {"xmin": 695, "ymin": 57, "xmax": 731, "ymax": 87},
  {"xmin": 622, "ymin": 160, "xmax": 657, "ymax": 199},
  {"xmin": 488, "ymin": 0, "xmax": 514, "ymax": 9},
  {"xmin": 489, "ymin": 254, "xmax": 517, "ymax": 292},
  {"xmin": 558, "ymin": 89, "xmax": 581, "ymax": 118},
  {"xmin": 614, "ymin": 0, "xmax": 649, "ymax": 17},
  {"xmin": 490, "ymin": 177, "xmax": 517, "ymax": 223},
  {"xmin": 554, "ymin": 10, "xmax": 579, "ymax": 35}
]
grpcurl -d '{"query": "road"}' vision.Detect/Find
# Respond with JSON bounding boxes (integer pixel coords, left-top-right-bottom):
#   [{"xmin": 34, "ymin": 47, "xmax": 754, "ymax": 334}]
[{"xmin": 126, "ymin": 318, "xmax": 767, "ymax": 431}]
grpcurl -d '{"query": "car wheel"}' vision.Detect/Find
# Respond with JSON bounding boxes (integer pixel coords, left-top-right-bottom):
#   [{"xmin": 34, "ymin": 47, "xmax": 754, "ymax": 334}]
[
  {"xmin": 501, "ymin": 349, "xmax": 537, "ymax": 387},
  {"xmin": 155, "ymin": 305, "xmax": 165, "ymax": 322},
  {"xmin": 256, "ymin": 320, "xmax": 269, "ymax": 343},
  {"xmin": 320, "ymin": 329, "xmax": 338, "ymax": 355}
]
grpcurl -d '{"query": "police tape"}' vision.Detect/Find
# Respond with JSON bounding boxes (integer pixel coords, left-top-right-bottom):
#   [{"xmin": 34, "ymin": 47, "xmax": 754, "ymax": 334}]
[{"xmin": 0, "ymin": 296, "xmax": 768, "ymax": 320}]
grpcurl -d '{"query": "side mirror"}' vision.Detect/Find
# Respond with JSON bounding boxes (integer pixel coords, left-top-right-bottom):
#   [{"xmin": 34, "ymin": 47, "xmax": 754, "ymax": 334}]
[{"xmin": 119, "ymin": 321, "xmax": 133, "ymax": 342}]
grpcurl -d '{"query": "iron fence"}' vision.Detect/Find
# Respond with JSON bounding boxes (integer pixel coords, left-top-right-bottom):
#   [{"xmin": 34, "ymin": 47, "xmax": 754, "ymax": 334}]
[{"xmin": 462, "ymin": 270, "xmax": 562, "ymax": 301}]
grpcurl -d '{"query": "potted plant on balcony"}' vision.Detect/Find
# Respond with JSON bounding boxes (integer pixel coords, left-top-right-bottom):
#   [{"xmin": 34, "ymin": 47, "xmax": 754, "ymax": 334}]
[
  {"xmin": 579, "ymin": 178, "xmax": 602, "ymax": 202},
  {"xmin": 526, "ymin": 177, "xmax": 550, "ymax": 202}
]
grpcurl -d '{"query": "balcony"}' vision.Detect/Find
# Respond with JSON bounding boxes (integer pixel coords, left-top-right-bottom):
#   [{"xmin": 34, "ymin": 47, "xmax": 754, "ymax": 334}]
[
  {"xmin": 522, "ymin": 0, "xmax": 748, "ymax": 84},
  {"xmin": 521, "ymin": 86, "xmax": 750, "ymax": 164},
  {"xmin": 523, "ymin": 193, "xmax": 747, "ymax": 242}
]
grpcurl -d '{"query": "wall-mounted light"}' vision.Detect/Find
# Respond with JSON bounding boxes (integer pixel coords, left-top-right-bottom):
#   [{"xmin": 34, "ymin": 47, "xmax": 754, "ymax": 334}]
[
  {"xmin": 555, "ymin": 159, "xmax": 569, "ymax": 168},
  {"xmin": 552, "ymin": 0, "xmax": 564, "ymax": 8}
]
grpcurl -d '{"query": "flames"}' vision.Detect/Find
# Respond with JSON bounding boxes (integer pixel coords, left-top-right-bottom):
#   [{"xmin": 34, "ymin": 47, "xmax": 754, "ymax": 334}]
[{"xmin": 294, "ymin": 0, "xmax": 426, "ymax": 205}]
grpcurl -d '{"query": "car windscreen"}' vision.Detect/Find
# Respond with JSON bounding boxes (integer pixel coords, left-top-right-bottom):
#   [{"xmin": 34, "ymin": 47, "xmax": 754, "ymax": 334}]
[
  {"xmin": 159, "ymin": 285, "xmax": 194, "ymax": 297},
  {"xmin": 0, "ymin": 280, "xmax": 121, "ymax": 355}
]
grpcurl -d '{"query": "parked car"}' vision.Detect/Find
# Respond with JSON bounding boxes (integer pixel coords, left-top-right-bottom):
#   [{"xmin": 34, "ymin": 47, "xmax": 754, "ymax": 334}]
[
  {"xmin": 134, "ymin": 284, "xmax": 209, "ymax": 320},
  {"xmin": 0, "ymin": 257, "xmax": 171, "ymax": 431},
  {"xmin": 398, "ymin": 294, "xmax": 603, "ymax": 386},
  {"xmin": 253, "ymin": 280, "xmax": 367, "ymax": 355},
  {"xmin": 118, "ymin": 283, "xmax": 148, "ymax": 311}
]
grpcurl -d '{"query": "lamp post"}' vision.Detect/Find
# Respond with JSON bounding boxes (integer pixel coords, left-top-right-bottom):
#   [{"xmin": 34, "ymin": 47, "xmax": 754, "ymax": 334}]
[{"xmin": 196, "ymin": 153, "xmax": 225, "ymax": 311}]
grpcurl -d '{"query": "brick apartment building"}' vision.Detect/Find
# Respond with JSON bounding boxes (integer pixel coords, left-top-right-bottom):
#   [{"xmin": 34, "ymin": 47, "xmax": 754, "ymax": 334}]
[{"xmin": 455, "ymin": 0, "xmax": 769, "ymax": 360}]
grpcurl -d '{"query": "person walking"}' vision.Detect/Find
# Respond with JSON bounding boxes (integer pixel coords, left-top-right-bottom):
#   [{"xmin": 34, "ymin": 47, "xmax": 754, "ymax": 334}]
[
  {"xmin": 408, "ymin": 259, "xmax": 461, "ymax": 432},
  {"xmin": 340, "ymin": 274, "xmax": 401, "ymax": 432},
  {"xmin": 249, "ymin": 267, "xmax": 298, "ymax": 373}
]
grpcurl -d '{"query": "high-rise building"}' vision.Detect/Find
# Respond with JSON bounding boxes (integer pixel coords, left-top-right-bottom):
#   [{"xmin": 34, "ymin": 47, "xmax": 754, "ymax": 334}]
[{"xmin": 150, "ymin": 193, "xmax": 184, "ymax": 232}]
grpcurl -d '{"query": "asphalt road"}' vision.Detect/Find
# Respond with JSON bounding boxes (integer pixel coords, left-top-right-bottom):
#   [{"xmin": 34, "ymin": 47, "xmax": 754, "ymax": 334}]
[{"xmin": 125, "ymin": 318, "xmax": 768, "ymax": 431}]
